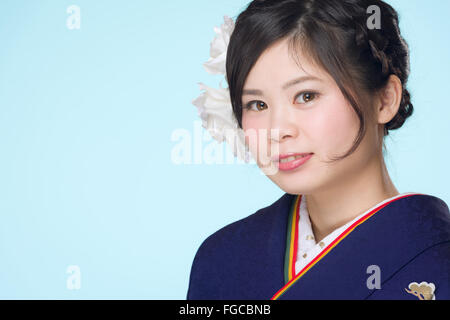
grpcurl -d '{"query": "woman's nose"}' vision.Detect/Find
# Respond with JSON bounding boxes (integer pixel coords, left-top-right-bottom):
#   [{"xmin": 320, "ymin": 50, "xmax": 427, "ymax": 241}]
[
  {"xmin": 270, "ymin": 128, "xmax": 296, "ymax": 143},
  {"xmin": 269, "ymin": 108, "xmax": 298, "ymax": 143}
]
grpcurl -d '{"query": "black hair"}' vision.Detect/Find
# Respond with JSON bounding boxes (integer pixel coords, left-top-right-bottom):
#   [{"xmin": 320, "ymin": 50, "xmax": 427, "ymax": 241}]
[{"xmin": 226, "ymin": 0, "xmax": 413, "ymax": 162}]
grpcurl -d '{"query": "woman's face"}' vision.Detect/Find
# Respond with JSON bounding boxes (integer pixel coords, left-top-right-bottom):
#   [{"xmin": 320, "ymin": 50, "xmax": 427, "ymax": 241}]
[{"xmin": 241, "ymin": 37, "xmax": 380, "ymax": 195}]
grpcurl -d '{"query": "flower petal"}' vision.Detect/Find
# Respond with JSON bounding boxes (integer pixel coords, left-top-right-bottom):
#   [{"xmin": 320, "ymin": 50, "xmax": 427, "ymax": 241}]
[{"xmin": 204, "ymin": 16, "xmax": 235, "ymax": 75}]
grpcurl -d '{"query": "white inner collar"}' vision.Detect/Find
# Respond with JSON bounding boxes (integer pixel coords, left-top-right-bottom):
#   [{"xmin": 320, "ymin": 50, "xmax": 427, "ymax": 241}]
[{"xmin": 295, "ymin": 192, "xmax": 418, "ymax": 274}]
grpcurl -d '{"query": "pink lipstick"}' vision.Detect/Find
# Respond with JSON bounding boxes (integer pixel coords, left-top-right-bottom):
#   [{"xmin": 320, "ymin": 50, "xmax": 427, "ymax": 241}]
[{"xmin": 274, "ymin": 153, "xmax": 313, "ymax": 171}]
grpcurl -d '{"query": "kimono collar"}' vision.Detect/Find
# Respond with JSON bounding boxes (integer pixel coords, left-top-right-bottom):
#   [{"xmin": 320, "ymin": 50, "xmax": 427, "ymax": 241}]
[{"xmin": 276, "ymin": 192, "xmax": 443, "ymax": 300}]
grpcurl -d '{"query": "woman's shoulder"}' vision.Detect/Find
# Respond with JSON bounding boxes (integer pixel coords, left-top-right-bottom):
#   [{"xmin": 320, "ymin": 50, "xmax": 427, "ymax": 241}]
[
  {"xmin": 401, "ymin": 193, "xmax": 450, "ymax": 240},
  {"xmin": 194, "ymin": 192, "xmax": 295, "ymax": 255},
  {"xmin": 412, "ymin": 193, "xmax": 450, "ymax": 215},
  {"xmin": 368, "ymin": 192, "xmax": 450, "ymax": 260},
  {"xmin": 187, "ymin": 193, "xmax": 296, "ymax": 299}
]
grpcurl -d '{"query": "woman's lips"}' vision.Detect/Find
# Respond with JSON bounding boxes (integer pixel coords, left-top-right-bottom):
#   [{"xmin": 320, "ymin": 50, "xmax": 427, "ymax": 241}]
[
  {"xmin": 272, "ymin": 152, "xmax": 313, "ymax": 162},
  {"xmin": 275, "ymin": 153, "xmax": 313, "ymax": 171}
]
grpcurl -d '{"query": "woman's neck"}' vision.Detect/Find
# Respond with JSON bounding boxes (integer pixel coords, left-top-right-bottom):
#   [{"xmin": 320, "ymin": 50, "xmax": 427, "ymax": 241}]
[{"xmin": 306, "ymin": 157, "xmax": 399, "ymax": 243}]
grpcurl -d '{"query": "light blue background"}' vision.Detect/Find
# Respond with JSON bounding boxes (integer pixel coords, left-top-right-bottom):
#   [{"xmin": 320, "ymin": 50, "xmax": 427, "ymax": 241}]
[{"xmin": 0, "ymin": 0, "xmax": 448, "ymax": 299}]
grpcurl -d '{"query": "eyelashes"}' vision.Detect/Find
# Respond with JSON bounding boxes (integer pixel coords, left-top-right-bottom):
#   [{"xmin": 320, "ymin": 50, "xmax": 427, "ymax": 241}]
[
  {"xmin": 297, "ymin": 92, "xmax": 318, "ymax": 104},
  {"xmin": 243, "ymin": 91, "xmax": 320, "ymax": 111},
  {"xmin": 244, "ymin": 101, "xmax": 267, "ymax": 112}
]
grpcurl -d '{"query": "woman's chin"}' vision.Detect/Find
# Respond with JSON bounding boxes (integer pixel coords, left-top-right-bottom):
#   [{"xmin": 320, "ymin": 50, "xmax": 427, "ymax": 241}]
[{"xmin": 267, "ymin": 171, "xmax": 318, "ymax": 195}]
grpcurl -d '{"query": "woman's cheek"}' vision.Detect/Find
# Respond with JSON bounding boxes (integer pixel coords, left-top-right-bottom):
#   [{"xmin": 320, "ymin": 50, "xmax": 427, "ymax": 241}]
[
  {"xmin": 311, "ymin": 98, "xmax": 359, "ymax": 159},
  {"xmin": 242, "ymin": 115, "xmax": 265, "ymax": 155}
]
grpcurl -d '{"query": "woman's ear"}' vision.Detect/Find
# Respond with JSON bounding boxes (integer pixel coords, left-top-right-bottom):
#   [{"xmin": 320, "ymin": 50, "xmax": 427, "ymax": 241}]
[{"xmin": 376, "ymin": 74, "xmax": 403, "ymax": 125}]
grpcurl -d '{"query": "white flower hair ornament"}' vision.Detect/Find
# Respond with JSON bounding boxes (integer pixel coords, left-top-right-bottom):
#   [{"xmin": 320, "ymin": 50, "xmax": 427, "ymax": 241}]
[{"xmin": 192, "ymin": 16, "xmax": 251, "ymax": 163}]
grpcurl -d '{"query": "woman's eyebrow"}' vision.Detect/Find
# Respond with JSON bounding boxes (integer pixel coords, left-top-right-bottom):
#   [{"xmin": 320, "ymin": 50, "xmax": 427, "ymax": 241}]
[{"xmin": 242, "ymin": 75, "xmax": 323, "ymax": 96}]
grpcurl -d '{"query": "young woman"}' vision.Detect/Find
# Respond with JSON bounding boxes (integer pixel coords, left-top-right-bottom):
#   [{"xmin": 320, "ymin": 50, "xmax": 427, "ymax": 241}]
[{"xmin": 187, "ymin": 0, "xmax": 450, "ymax": 300}]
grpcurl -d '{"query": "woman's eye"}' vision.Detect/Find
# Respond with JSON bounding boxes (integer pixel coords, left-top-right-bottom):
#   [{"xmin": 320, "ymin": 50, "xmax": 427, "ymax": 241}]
[
  {"xmin": 244, "ymin": 92, "xmax": 317, "ymax": 111},
  {"xmin": 296, "ymin": 92, "xmax": 318, "ymax": 104},
  {"xmin": 244, "ymin": 101, "xmax": 267, "ymax": 111}
]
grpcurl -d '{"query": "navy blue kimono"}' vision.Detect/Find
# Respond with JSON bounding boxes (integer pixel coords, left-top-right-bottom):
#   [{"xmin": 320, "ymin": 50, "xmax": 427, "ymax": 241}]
[{"xmin": 186, "ymin": 193, "xmax": 450, "ymax": 300}]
